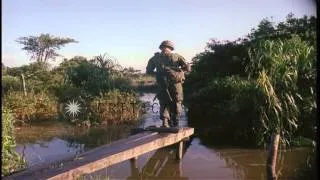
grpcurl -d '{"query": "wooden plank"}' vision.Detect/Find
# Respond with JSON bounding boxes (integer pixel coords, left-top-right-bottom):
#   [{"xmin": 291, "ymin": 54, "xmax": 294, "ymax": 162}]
[
  {"xmin": 5, "ymin": 131, "xmax": 158, "ymax": 180},
  {"xmin": 6, "ymin": 127, "xmax": 194, "ymax": 180}
]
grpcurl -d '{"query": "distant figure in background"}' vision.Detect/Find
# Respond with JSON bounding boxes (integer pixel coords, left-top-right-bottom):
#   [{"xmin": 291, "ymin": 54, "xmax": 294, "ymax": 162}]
[{"xmin": 146, "ymin": 40, "xmax": 190, "ymax": 127}]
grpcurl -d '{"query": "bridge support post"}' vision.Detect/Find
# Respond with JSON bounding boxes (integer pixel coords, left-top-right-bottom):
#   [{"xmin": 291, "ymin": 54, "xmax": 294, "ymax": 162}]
[
  {"xmin": 130, "ymin": 157, "xmax": 139, "ymax": 177},
  {"xmin": 176, "ymin": 141, "xmax": 183, "ymax": 160}
]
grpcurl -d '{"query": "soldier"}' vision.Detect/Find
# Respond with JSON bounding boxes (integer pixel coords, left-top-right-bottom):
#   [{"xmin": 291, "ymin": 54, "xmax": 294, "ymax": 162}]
[{"xmin": 146, "ymin": 40, "xmax": 190, "ymax": 127}]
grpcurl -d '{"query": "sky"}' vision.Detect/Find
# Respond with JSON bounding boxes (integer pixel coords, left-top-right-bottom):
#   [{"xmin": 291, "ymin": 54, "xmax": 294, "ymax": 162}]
[{"xmin": 2, "ymin": 0, "xmax": 317, "ymax": 71}]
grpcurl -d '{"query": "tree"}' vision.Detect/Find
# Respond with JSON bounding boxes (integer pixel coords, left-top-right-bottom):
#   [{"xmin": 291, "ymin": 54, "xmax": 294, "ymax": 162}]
[
  {"xmin": 16, "ymin": 33, "xmax": 77, "ymax": 66},
  {"xmin": 248, "ymin": 13, "xmax": 316, "ymax": 45},
  {"xmin": 65, "ymin": 54, "xmax": 125, "ymax": 96},
  {"xmin": 248, "ymin": 18, "xmax": 276, "ymax": 40}
]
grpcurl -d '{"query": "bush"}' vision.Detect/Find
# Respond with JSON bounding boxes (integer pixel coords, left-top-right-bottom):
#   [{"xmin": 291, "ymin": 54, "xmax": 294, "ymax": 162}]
[
  {"xmin": 65, "ymin": 55, "xmax": 129, "ymax": 96},
  {"xmin": 89, "ymin": 90, "xmax": 141, "ymax": 125},
  {"xmin": 186, "ymin": 76, "xmax": 267, "ymax": 147},
  {"xmin": 1, "ymin": 107, "xmax": 25, "ymax": 176},
  {"xmin": 2, "ymin": 75, "xmax": 21, "ymax": 95},
  {"xmin": 4, "ymin": 91, "xmax": 58, "ymax": 123},
  {"xmin": 52, "ymin": 85, "xmax": 87, "ymax": 103}
]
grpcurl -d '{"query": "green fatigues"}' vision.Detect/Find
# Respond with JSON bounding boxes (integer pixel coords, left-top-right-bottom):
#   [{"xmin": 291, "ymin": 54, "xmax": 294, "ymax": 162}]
[{"xmin": 146, "ymin": 52, "xmax": 189, "ymax": 127}]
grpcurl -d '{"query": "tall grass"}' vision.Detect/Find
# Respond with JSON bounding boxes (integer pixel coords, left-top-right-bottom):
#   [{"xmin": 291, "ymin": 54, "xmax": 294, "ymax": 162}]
[
  {"xmin": 247, "ymin": 35, "xmax": 316, "ymax": 145},
  {"xmin": 4, "ymin": 91, "xmax": 58, "ymax": 124},
  {"xmin": 247, "ymin": 36, "xmax": 316, "ymax": 179},
  {"xmin": 89, "ymin": 90, "xmax": 142, "ymax": 125}
]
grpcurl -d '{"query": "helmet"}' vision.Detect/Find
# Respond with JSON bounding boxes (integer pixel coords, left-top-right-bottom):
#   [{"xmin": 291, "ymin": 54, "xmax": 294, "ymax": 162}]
[{"xmin": 159, "ymin": 40, "xmax": 175, "ymax": 50}]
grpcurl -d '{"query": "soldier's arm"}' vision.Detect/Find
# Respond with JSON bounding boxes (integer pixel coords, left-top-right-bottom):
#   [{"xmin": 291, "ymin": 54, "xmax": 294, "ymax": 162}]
[
  {"xmin": 146, "ymin": 56, "xmax": 156, "ymax": 75},
  {"xmin": 178, "ymin": 55, "xmax": 191, "ymax": 72}
]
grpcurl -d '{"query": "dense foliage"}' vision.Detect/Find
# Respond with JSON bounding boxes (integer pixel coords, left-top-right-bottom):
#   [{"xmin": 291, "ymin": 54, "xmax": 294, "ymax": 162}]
[
  {"xmin": 187, "ymin": 76, "xmax": 266, "ymax": 146},
  {"xmin": 184, "ymin": 14, "xmax": 316, "ymax": 147},
  {"xmin": 247, "ymin": 36, "xmax": 316, "ymax": 144},
  {"xmin": 3, "ymin": 53, "xmax": 143, "ymax": 127}
]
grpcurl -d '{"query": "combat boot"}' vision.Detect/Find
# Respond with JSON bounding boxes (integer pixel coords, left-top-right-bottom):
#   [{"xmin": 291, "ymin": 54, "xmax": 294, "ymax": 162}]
[
  {"xmin": 171, "ymin": 117, "xmax": 179, "ymax": 127},
  {"xmin": 161, "ymin": 118, "xmax": 170, "ymax": 128}
]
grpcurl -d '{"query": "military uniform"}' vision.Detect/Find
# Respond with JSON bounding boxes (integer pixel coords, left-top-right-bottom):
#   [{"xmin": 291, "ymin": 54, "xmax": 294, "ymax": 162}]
[{"xmin": 146, "ymin": 40, "xmax": 190, "ymax": 127}]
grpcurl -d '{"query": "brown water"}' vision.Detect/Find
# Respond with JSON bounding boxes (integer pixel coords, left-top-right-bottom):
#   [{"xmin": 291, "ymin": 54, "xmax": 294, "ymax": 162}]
[{"xmin": 15, "ymin": 93, "xmax": 311, "ymax": 180}]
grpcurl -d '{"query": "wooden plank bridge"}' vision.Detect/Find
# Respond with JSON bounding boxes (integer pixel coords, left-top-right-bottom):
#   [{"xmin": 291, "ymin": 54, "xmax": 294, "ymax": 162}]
[{"xmin": 6, "ymin": 127, "xmax": 194, "ymax": 180}]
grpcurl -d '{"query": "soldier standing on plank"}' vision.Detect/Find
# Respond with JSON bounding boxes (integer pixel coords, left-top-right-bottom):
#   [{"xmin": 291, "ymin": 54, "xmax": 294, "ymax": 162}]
[{"xmin": 146, "ymin": 40, "xmax": 190, "ymax": 127}]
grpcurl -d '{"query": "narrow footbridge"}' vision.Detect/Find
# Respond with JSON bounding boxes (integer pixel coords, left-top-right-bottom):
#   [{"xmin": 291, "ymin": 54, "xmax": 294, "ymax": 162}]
[{"xmin": 6, "ymin": 127, "xmax": 194, "ymax": 180}]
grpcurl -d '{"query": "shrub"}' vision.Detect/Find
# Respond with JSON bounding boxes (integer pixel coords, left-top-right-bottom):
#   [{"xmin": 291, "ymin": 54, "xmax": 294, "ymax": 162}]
[
  {"xmin": 4, "ymin": 91, "xmax": 58, "ymax": 123},
  {"xmin": 89, "ymin": 90, "xmax": 141, "ymax": 125},
  {"xmin": 186, "ymin": 76, "xmax": 267, "ymax": 146},
  {"xmin": 2, "ymin": 75, "xmax": 21, "ymax": 95}
]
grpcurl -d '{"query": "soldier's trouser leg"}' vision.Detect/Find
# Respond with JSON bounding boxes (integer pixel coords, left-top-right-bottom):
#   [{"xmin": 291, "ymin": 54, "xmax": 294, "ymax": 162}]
[
  {"xmin": 159, "ymin": 100, "xmax": 171, "ymax": 127},
  {"xmin": 170, "ymin": 101, "xmax": 182, "ymax": 127}
]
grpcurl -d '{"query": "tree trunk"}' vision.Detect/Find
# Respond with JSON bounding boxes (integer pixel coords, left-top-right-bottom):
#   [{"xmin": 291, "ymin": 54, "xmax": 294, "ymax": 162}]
[
  {"xmin": 267, "ymin": 133, "xmax": 280, "ymax": 180},
  {"xmin": 21, "ymin": 73, "xmax": 27, "ymax": 96}
]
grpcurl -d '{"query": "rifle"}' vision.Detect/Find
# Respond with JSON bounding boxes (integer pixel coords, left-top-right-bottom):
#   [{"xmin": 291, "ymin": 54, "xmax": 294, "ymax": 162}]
[
  {"xmin": 153, "ymin": 71, "xmax": 173, "ymax": 103},
  {"xmin": 153, "ymin": 88, "xmax": 172, "ymax": 103}
]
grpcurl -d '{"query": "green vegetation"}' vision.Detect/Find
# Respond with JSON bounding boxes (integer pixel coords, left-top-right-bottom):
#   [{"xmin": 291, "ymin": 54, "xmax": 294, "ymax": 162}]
[
  {"xmin": 1, "ymin": 107, "xmax": 26, "ymax": 176},
  {"xmin": 185, "ymin": 14, "xmax": 316, "ymax": 147},
  {"xmin": 2, "ymin": 75, "xmax": 21, "ymax": 95},
  {"xmin": 187, "ymin": 76, "xmax": 266, "ymax": 146},
  {"xmin": 2, "ymin": 34, "xmax": 144, "ymax": 176},
  {"xmin": 3, "ymin": 53, "xmax": 143, "ymax": 126},
  {"xmin": 247, "ymin": 36, "xmax": 316, "ymax": 145},
  {"xmin": 184, "ymin": 13, "xmax": 316, "ymax": 179},
  {"xmin": 4, "ymin": 91, "xmax": 58, "ymax": 124}
]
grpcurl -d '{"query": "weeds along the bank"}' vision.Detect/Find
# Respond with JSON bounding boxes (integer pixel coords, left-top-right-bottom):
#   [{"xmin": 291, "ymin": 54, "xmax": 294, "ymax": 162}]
[
  {"xmin": 3, "ymin": 89, "xmax": 141, "ymax": 126},
  {"xmin": 2, "ymin": 54, "xmax": 143, "ymax": 126},
  {"xmin": 1, "ymin": 107, "xmax": 26, "ymax": 176},
  {"xmin": 4, "ymin": 91, "xmax": 58, "ymax": 124},
  {"xmin": 89, "ymin": 90, "xmax": 142, "ymax": 125}
]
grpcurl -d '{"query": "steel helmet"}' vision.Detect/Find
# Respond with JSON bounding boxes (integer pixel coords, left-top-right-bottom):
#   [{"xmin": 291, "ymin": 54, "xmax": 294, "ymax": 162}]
[{"xmin": 159, "ymin": 40, "xmax": 175, "ymax": 50}]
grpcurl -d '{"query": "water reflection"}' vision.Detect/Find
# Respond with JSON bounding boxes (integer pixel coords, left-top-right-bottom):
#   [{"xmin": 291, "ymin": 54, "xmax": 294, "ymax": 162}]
[
  {"xmin": 16, "ymin": 138, "xmax": 84, "ymax": 168},
  {"xmin": 128, "ymin": 148, "xmax": 187, "ymax": 179},
  {"xmin": 128, "ymin": 139, "xmax": 192, "ymax": 180},
  {"xmin": 214, "ymin": 147, "xmax": 311, "ymax": 180},
  {"xmin": 15, "ymin": 124, "xmax": 135, "ymax": 168}
]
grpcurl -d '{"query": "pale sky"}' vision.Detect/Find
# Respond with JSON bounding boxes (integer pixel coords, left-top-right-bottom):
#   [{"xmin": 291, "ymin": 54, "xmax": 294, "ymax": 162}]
[{"xmin": 2, "ymin": 0, "xmax": 316, "ymax": 71}]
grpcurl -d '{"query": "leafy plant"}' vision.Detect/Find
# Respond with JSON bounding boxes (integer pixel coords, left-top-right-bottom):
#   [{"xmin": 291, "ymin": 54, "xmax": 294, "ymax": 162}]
[
  {"xmin": 2, "ymin": 107, "xmax": 25, "ymax": 176},
  {"xmin": 247, "ymin": 36, "xmax": 316, "ymax": 145}
]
